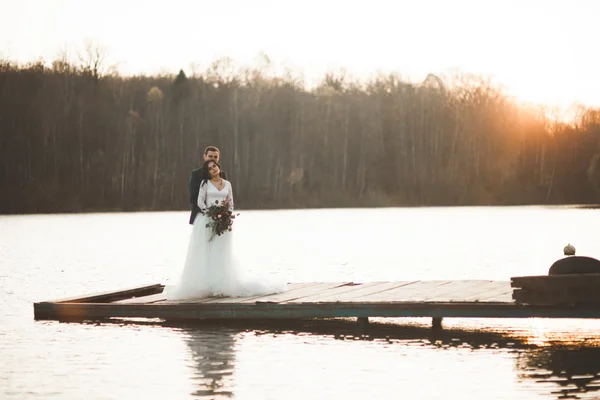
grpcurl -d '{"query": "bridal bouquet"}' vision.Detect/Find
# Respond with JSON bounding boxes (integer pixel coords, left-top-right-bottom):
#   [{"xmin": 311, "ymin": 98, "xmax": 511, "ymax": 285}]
[{"xmin": 204, "ymin": 199, "xmax": 239, "ymax": 241}]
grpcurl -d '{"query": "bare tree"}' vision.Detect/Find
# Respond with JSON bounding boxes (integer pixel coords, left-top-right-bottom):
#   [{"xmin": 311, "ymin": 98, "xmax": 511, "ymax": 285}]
[{"xmin": 1, "ymin": 51, "xmax": 600, "ymax": 214}]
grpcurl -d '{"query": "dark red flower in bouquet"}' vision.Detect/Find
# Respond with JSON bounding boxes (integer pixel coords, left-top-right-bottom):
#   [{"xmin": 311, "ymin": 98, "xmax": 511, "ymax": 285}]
[{"xmin": 204, "ymin": 200, "xmax": 239, "ymax": 241}]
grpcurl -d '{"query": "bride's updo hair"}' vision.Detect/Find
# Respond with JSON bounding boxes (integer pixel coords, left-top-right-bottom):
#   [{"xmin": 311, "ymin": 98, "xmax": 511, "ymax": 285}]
[{"xmin": 200, "ymin": 159, "xmax": 222, "ymax": 186}]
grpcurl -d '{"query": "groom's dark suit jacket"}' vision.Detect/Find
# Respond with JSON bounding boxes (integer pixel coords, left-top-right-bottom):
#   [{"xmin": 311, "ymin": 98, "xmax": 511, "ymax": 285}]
[{"xmin": 188, "ymin": 167, "xmax": 227, "ymax": 225}]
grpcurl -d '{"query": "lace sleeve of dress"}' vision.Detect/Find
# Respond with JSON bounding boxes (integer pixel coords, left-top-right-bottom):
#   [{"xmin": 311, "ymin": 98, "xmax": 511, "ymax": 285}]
[
  {"xmin": 197, "ymin": 182, "xmax": 208, "ymax": 213},
  {"xmin": 226, "ymin": 181, "xmax": 234, "ymax": 211}
]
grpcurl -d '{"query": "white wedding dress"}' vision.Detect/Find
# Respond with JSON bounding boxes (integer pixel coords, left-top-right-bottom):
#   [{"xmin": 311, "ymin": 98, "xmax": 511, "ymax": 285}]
[{"xmin": 164, "ymin": 179, "xmax": 286, "ymax": 300}]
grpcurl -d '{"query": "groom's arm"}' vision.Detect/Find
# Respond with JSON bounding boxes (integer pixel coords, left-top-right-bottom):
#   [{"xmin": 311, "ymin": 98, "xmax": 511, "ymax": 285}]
[{"xmin": 189, "ymin": 170, "xmax": 201, "ymax": 205}]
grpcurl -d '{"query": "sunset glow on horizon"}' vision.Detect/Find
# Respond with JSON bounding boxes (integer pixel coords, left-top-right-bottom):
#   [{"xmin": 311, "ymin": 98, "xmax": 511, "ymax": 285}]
[{"xmin": 2, "ymin": 0, "xmax": 599, "ymax": 114}]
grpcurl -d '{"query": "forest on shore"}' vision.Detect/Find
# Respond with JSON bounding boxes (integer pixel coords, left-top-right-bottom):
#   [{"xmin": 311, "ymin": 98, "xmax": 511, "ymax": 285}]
[{"xmin": 1, "ymin": 49, "xmax": 600, "ymax": 214}]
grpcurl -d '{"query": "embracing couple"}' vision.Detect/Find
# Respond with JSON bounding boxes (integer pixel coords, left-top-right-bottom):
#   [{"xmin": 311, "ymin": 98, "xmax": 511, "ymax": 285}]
[{"xmin": 164, "ymin": 146, "xmax": 286, "ymax": 301}]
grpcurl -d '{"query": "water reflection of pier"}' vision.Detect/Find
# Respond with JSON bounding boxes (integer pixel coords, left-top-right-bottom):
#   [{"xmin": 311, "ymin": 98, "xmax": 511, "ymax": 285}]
[
  {"xmin": 518, "ymin": 347, "xmax": 600, "ymax": 399},
  {"xmin": 176, "ymin": 319, "xmax": 600, "ymax": 399}
]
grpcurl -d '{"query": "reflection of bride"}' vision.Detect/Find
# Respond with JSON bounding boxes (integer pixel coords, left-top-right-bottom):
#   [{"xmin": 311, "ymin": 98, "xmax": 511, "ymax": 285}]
[
  {"xmin": 165, "ymin": 159, "xmax": 287, "ymax": 300},
  {"xmin": 181, "ymin": 327, "xmax": 237, "ymax": 398}
]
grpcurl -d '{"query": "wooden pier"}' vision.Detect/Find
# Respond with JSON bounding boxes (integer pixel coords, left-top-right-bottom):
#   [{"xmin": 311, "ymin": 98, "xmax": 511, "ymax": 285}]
[{"xmin": 33, "ymin": 279, "xmax": 600, "ymax": 327}]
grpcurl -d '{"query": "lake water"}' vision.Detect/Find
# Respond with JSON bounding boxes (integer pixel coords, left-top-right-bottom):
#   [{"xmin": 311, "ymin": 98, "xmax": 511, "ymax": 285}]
[{"xmin": 2, "ymin": 206, "xmax": 600, "ymax": 399}]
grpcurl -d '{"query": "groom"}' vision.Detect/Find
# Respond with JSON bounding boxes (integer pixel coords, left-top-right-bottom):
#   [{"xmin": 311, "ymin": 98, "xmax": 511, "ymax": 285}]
[{"xmin": 188, "ymin": 145, "xmax": 228, "ymax": 225}]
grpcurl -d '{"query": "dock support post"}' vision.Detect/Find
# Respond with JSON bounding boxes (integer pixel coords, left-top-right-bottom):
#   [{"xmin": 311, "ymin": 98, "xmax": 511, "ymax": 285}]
[
  {"xmin": 432, "ymin": 317, "xmax": 443, "ymax": 331},
  {"xmin": 357, "ymin": 317, "xmax": 369, "ymax": 332}
]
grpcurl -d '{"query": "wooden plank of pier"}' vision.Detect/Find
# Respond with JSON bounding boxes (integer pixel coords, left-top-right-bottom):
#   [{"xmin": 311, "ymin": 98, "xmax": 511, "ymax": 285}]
[
  {"xmin": 42, "ymin": 283, "xmax": 164, "ymax": 304},
  {"xmin": 511, "ymin": 273, "xmax": 600, "ymax": 305},
  {"xmin": 32, "ymin": 279, "xmax": 600, "ymax": 323}
]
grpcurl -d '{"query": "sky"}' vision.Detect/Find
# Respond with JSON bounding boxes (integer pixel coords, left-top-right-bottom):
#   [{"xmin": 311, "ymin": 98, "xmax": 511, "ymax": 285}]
[{"xmin": 2, "ymin": 0, "xmax": 599, "ymax": 112}]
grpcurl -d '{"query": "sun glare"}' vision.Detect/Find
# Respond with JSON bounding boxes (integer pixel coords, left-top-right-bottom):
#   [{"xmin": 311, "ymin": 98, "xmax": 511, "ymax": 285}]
[{"xmin": 1, "ymin": 0, "xmax": 599, "ymax": 119}]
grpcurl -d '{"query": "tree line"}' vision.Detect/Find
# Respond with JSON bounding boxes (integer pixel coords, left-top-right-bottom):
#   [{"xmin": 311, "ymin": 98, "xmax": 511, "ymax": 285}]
[{"xmin": 1, "ymin": 53, "xmax": 599, "ymax": 215}]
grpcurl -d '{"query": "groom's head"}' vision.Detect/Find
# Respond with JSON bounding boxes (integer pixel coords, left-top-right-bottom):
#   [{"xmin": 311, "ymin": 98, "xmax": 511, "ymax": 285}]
[{"xmin": 203, "ymin": 146, "xmax": 220, "ymax": 163}]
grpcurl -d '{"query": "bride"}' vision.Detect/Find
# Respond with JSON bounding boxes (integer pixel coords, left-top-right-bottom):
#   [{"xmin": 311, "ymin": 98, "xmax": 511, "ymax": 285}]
[{"xmin": 164, "ymin": 159, "xmax": 287, "ymax": 300}]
